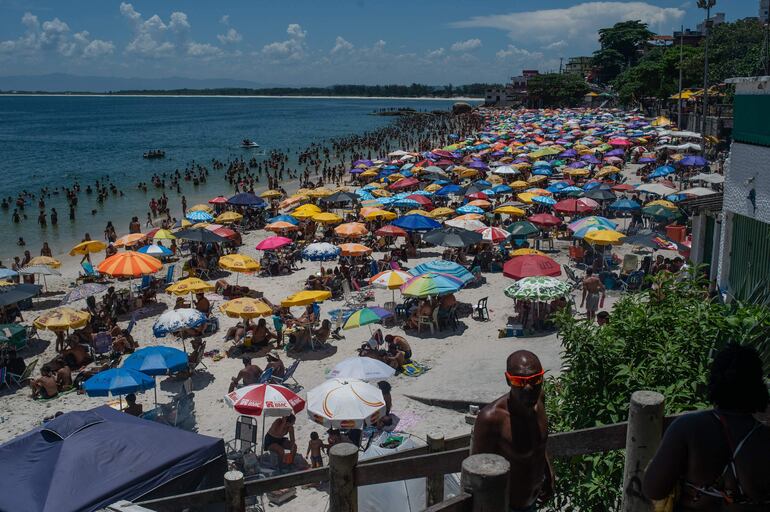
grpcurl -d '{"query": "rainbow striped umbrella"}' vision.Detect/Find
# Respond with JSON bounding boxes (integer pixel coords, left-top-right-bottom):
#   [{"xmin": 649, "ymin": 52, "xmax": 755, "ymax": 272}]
[
  {"xmin": 369, "ymin": 270, "xmax": 412, "ymax": 290},
  {"xmin": 97, "ymin": 251, "xmax": 162, "ymax": 277},
  {"xmin": 342, "ymin": 307, "xmax": 394, "ymax": 330},
  {"xmin": 400, "ymin": 272, "xmax": 464, "ymax": 297}
]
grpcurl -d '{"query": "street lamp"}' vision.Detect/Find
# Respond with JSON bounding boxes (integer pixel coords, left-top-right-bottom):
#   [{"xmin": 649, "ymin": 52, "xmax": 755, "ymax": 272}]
[{"xmin": 698, "ymin": 0, "xmax": 716, "ymax": 155}]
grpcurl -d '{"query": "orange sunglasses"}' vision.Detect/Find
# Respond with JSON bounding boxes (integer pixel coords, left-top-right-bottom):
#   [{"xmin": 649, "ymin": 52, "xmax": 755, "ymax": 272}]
[{"xmin": 505, "ymin": 369, "xmax": 545, "ymax": 387}]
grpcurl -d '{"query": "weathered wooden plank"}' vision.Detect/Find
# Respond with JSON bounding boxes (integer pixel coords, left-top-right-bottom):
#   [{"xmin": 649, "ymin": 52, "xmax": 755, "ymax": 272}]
[
  {"xmin": 355, "ymin": 447, "xmax": 470, "ymax": 486},
  {"xmin": 424, "ymin": 493, "xmax": 472, "ymax": 512}
]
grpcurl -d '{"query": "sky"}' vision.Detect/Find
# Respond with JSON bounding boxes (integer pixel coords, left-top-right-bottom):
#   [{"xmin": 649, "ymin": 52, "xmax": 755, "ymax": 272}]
[{"xmin": 0, "ymin": 0, "xmax": 760, "ymax": 86}]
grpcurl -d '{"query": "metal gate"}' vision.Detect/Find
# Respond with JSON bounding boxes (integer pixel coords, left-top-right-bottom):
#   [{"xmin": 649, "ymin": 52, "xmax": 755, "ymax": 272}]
[{"xmin": 728, "ymin": 214, "xmax": 770, "ymax": 300}]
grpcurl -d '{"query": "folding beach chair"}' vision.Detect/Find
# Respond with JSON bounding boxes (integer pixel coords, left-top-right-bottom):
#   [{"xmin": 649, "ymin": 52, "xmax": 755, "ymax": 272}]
[
  {"xmin": 164, "ymin": 264, "xmax": 176, "ymax": 285},
  {"xmin": 225, "ymin": 415, "xmax": 259, "ymax": 455},
  {"xmin": 9, "ymin": 358, "xmax": 38, "ymax": 388},
  {"xmin": 270, "ymin": 360, "xmax": 302, "ymax": 391},
  {"xmin": 256, "ymin": 367, "xmax": 274, "ymax": 384},
  {"xmin": 92, "ymin": 332, "xmax": 113, "ymax": 360},
  {"xmin": 79, "ymin": 262, "xmax": 104, "ymax": 282}
]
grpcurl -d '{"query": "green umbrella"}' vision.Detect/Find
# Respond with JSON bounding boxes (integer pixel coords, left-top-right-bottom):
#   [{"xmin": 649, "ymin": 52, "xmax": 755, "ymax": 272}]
[
  {"xmin": 504, "ymin": 276, "xmax": 572, "ymax": 301},
  {"xmin": 506, "ymin": 221, "xmax": 540, "ymax": 238},
  {"xmin": 642, "ymin": 205, "xmax": 682, "ymax": 221}
]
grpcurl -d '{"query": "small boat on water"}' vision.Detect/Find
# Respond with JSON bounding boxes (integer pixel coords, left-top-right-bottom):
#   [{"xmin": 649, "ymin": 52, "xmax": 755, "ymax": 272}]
[
  {"xmin": 143, "ymin": 150, "xmax": 165, "ymax": 159},
  {"xmin": 241, "ymin": 139, "xmax": 260, "ymax": 148}
]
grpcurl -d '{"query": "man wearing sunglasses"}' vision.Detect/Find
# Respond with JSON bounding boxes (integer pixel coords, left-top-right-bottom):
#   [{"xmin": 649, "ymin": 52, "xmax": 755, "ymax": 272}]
[{"xmin": 471, "ymin": 350, "xmax": 554, "ymax": 511}]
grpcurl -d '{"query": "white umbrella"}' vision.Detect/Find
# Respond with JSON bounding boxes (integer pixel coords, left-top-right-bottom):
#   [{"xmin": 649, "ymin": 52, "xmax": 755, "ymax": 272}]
[
  {"xmin": 492, "ymin": 165, "xmax": 520, "ymax": 175},
  {"xmin": 327, "ymin": 357, "xmax": 395, "ymax": 381},
  {"xmin": 444, "ymin": 218, "xmax": 487, "ymax": 231},
  {"xmin": 307, "ymin": 378, "xmax": 386, "ymax": 429},
  {"xmin": 19, "ymin": 265, "xmax": 61, "ymax": 292}
]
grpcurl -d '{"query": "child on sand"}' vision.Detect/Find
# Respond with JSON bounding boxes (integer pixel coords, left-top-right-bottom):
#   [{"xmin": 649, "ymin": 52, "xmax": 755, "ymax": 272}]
[{"xmin": 306, "ymin": 432, "xmax": 326, "ymax": 468}]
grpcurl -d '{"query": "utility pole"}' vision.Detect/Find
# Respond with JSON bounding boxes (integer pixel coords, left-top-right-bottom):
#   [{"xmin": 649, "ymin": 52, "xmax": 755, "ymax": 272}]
[
  {"xmin": 677, "ymin": 25, "xmax": 684, "ymax": 129},
  {"xmin": 698, "ymin": 0, "xmax": 716, "ymax": 154},
  {"xmin": 559, "ymin": 57, "xmax": 564, "ymax": 74}
]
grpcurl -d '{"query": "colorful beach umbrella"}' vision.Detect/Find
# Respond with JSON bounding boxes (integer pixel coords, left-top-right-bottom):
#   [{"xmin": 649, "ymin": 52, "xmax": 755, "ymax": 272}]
[
  {"xmin": 281, "ymin": 290, "xmax": 332, "ymax": 307},
  {"xmin": 370, "ymin": 269, "xmax": 412, "ymax": 290},
  {"xmin": 97, "ymin": 251, "xmax": 162, "ymax": 277},
  {"xmin": 327, "ymin": 358, "xmax": 395, "ymax": 381},
  {"xmin": 391, "ymin": 214, "xmax": 441, "ymax": 232},
  {"xmin": 400, "ymin": 272, "xmax": 464, "ymax": 297},
  {"xmin": 584, "ymin": 229, "xmax": 626, "ymax": 246},
  {"xmin": 256, "ymin": 236, "xmax": 293, "ymax": 251},
  {"xmin": 335, "ymin": 222, "xmax": 369, "ymax": 238},
  {"xmin": 83, "ymin": 368, "xmax": 155, "ymax": 397},
  {"xmin": 504, "ymin": 276, "xmax": 571, "ymax": 301},
  {"xmin": 342, "ymin": 307, "xmax": 394, "ymax": 330},
  {"xmin": 226, "ymin": 383, "xmax": 306, "ymax": 417},
  {"xmin": 122, "ymin": 346, "xmax": 189, "ymax": 376},
  {"xmin": 69, "ymin": 240, "xmax": 107, "ymax": 256},
  {"xmin": 34, "ymin": 307, "xmax": 91, "ymax": 332},
  {"xmin": 137, "ymin": 244, "xmax": 173, "ymax": 257},
  {"xmin": 219, "ymin": 254, "xmax": 260, "ymax": 273},
  {"xmin": 338, "ymin": 243, "xmax": 373, "ymax": 257},
  {"xmin": 166, "ymin": 277, "xmax": 214, "ymax": 296},
  {"xmin": 410, "ymin": 260, "xmax": 474, "ymax": 284},
  {"xmin": 302, "ymin": 242, "xmax": 341, "ymax": 261}
]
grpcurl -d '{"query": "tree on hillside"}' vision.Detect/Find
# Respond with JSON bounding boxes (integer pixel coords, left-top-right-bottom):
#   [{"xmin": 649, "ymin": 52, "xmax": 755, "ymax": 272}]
[
  {"xmin": 592, "ymin": 20, "xmax": 654, "ymax": 84},
  {"xmin": 706, "ymin": 18, "xmax": 766, "ymax": 83},
  {"xmin": 527, "ymin": 73, "xmax": 589, "ymax": 107}
]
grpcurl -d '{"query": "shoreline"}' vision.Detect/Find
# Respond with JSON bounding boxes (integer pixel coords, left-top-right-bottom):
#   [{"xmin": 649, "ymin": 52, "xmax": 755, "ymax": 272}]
[{"xmin": 0, "ymin": 93, "xmax": 482, "ymax": 102}]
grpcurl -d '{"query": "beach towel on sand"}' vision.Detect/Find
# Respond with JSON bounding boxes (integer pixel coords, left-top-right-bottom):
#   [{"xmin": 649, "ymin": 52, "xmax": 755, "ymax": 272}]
[{"xmin": 400, "ymin": 361, "xmax": 430, "ymax": 377}]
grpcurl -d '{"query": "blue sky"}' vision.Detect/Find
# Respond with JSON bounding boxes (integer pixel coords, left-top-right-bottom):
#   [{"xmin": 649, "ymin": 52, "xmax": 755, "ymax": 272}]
[{"xmin": 0, "ymin": 0, "xmax": 759, "ymax": 85}]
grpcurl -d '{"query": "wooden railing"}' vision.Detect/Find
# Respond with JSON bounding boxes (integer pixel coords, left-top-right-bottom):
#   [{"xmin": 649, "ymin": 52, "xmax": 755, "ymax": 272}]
[{"xmin": 137, "ymin": 391, "xmax": 674, "ymax": 512}]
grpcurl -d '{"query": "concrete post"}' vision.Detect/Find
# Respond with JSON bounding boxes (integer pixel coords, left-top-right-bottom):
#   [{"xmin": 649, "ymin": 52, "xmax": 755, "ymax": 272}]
[
  {"xmin": 461, "ymin": 453, "xmax": 510, "ymax": 512},
  {"xmin": 621, "ymin": 390, "xmax": 665, "ymax": 512},
  {"xmin": 329, "ymin": 443, "xmax": 359, "ymax": 512}
]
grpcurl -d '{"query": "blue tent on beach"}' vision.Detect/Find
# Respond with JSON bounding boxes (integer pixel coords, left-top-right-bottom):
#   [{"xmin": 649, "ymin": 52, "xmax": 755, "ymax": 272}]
[{"xmin": 0, "ymin": 406, "xmax": 225, "ymax": 512}]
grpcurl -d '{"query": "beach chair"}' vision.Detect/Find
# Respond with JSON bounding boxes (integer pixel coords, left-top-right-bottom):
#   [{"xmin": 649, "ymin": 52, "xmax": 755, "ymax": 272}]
[
  {"xmin": 134, "ymin": 275, "xmax": 152, "ymax": 293},
  {"xmin": 621, "ymin": 254, "xmax": 640, "ymax": 275},
  {"xmin": 92, "ymin": 332, "xmax": 113, "ymax": 360},
  {"xmin": 0, "ymin": 323, "xmax": 29, "ymax": 350},
  {"xmin": 473, "ymin": 297, "xmax": 490, "ymax": 321},
  {"xmin": 188, "ymin": 340, "xmax": 207, "ymax": 372},
  {"xmin": 9, "ymin": 358, "xmax": 38, "ymax": 388},
  {"xmin": 270, "ymin": 360, "xmax": 301, "ymax": 391},
  {"xmin": 225, "ymin": 415, "xmax": 259, "ymax": 456},
  {"xmin": 256, "ymin": 367, "xmax": 274, "ymax": 384},
  {"xmin": 78, "ymin": 262, "xmax": 103, "ymax": 282},
  {"xmin": 619, "ymin": 270, "xmax": 645, "ymax": 292},
  {"xmin": 417, "ymin": 308, "xmax": 437, "ymax": 334},
  {"xmin": 564, "ymin": 266, "xmax": 582, "ymax": 290},
  {"xmin": 164, "ymin": 264, "xmax": 176, "ymax": 285}
]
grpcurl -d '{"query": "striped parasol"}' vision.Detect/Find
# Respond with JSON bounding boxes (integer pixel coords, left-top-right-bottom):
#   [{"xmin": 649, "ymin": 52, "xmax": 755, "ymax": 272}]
[{"xmin": 97, "ymin": 251, "xmax": 162, "ymax": 277}]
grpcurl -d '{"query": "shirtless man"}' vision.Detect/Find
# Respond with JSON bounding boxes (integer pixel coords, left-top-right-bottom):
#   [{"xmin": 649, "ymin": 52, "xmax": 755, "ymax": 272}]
[
  {"xmin": 471, "ymin": 350, "xmax": 554, "ymax": 511},
  {"xmin": 385, "ymin": 334, "xmax": 412, "ymax": 362},
  {"xmin": 580, "ymin": 268, "xmax": 605, "ymax": 322},
  {"xmin": 31, "ymin": 366, "xmax": 59, "ymax": 399},
  {"xmin": 228, "ymin": 357, "xmax": 262, "ymax": 393},
  {"xmin": 265, "ymin": 351, "xmax": 286, "ymax": 378},
  {"xmin": 56, "ymin": 366, "xmax": 72, "ymax": 390},
  {"xmin": 265, "ymin": 414, "xmax": 297, "ymax": 467}
]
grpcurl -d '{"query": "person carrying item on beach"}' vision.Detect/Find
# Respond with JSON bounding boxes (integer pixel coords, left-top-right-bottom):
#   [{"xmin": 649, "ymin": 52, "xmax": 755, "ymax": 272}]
[
  {"xmin": 643, "ymin": 344, "xmax": 770, "ymax": 510},
  {"xmin": 228, "ymin": 357, "xmax": 262, "ymax": 393},
  {"xmin": 580, "ymin": 268, "xmax": 605, "ymax": 322},
  {"xmin": 123, "ymin": 393, "xmax": 143, "ymax": 417},
  {"xmin": 306, "ymin": 432, "xmax": 326, "ymax": 468},
  {"xmin": 471, "ymin": 350, "xmax": 554, "ymax": 511},
  {"xmin": 265, "ymin": 414, "xmax": 297, "ymax": 467}
]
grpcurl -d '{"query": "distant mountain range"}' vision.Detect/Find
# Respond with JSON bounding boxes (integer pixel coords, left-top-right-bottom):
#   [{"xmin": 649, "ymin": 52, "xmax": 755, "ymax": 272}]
[{"xmin": 0, "ymin": 73, "xmax": 280, "ymax": 93}]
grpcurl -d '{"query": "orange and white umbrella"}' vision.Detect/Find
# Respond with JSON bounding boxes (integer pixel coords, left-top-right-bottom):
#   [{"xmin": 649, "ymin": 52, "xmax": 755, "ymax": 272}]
[
  {"xmin": 97, "ymin": 251, "xmax": 162, "ymax": 277},
  {"xmin": 114, "ymin": 233, "xmax": 146, "ymax": 248},
  {"xmin": 369, "ymin": 269, "xmax": 412, "ymax": 290},
  {"xmin": 306, "ymin": 378, "xmax": 385, "ymax": 429},
  {"xmin": 334, "ymin": 222, "xmax": 369, "ymax": 238},
  {"xmin": 338, "ymin": 243, "xmax": 372, "ymax": 257}
]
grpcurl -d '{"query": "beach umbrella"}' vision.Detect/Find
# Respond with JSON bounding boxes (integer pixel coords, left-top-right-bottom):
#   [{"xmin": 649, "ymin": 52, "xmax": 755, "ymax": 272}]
[
  {"xmin": 114, "ymin": 233, "xmax": 146, "ymax": 248},
  {"xmin": 642, "ymin": 205, "xmax": 683, "ymax": 221},
  {"xmin": 307, "ymin": 187, "xmax": 335, "ymax": 198},
  {"xmin": 456, "ymin": 204, "xmax": 485, "ymax": 215},
  {"xmin": 97, "ymin": 251, "xmax": 162, "ymax": 278},
  {"xmin": 260, "ymin": 189, "xmax": 283, "ymax": 199},
  {"xmin": 226, "ymin": 383, "xmax": 306, "ymax": 418},
  {"xmin": 584, "ymin": 189, "xmax": 616, "ymax": 201},
  {"xmin": 69, "ymin": 240, "xmax": 107, "ymax": 256},
  {"xmin": 123, "ymin": 346, "xmax": 188, "ymax": 376},
  {"xmin": 410, "ymin": 260, "xmax": 474, "ymax": 284},
  {"xmin": 511, "ymin": 248, "xmax": 545, "ymax": 256},
  {"xmin": 137, "ymin": 244, "xmax": 173, "ymax": 257},
  {"xmin": 392, "ymin": 214, "xmax": 441, "ymax": 232},
  {"xmin": 342, "ymin": 307, "xmax": 394, "ymax": 330},
  {"xmin": 219, "ymin": 254, "xmax": 260, "ymax": 274},
  {"xmin": 83, "ymin": 368, "xmax": 155, "ymax": 397},
  {"xmin": 339, "ymin": 243, "xmax": 373, "ymax": 257},
  {"xmin": 267, "ymin": 214, "xmax": 300, "ymax": 225},
  {"xmin": 400, "ymin": 272, "xmax": 464, "ymax": 297},
  {"xmin": 423, "ymin": 226, "xmax": 482, "ymax": 248},
  {"xmin": 503, "ymin": 255, "xmax": 561, "ymax": 280},
  {"xmin": 647, "ymin": 199, "xmax": 678, "ymax": 209},
  {"xmin": 312, "ymin": 212, "xmax": 343, "ymax": 224},
  {"xmin": 302, "ymin": 242, "xmax": 341, "ymax": 261},
  {"xmin": 60, "ymin": 282, "xmax": 109, "ymax": 305},
  {"xmin": 322, "ymin": 191, "xmax": 358, "ymax": 204},
  {"xmin": 609, "ymin": 199, "xmax": 641, "ymax": 211},
  {"xmin": 186, "ymin": 210, "xmax": 215, "ymax": 223},
  {"xmin": 209, "ymin": 196, "xmax": 228, "ymax": 204},
  {"xmin": 0, "ymin": 269, "xmax": 18, "ymax": 280},
  {"xmin": 188, "ymin": 203, "xmax": 213, "ymax": 213},
  {"xmin": 444, "ymin": 218, "xmax": 487, "ymax": 231},
  {"xmin": 493, "ymin": 165, "xmax": 519, "ymax": 175},
  {"xmin": 504, "ymin": 276, "xmax": 571, "ymax": 301},
  {"xmin": 494, "ymin": 205, "xmax": 526, "ymax": 216},
  {"xmin": 150, "ymin": 229, "xmax": 176, "ymax": 240},
  {"xmin": 370, "ymin": 269, "xmax": 412, "ymax": 290},
  {"xmin": 571, "ymin": 225, "xmax": 612, "ymax": 239},
  {"xmin": 553, "ymin": 198, "xmax": 596, "ymax": 215},
  {"xmin": 476, "ymin": 226, "xmax": 510, "ymax": 243},
  {"xmin": 306, "ymin": 379, "xmax": 386, "ymax": 428},
  {"xmin": 18, "ymin": 265, "xmax": 61, "ymax": 292},
  {"xmin": 166, "ymin": 277, "xmax": 214, "ymax": 296},
  {"xmin": 266, "ymin": 222, "xmax": 299, "ymax": 234},
  {"xmin": 220, "ymin": 297, "xmax": 273, "ymax": 319},
  {"xmin": 215, "ymin": 211, "xmax": 244, "ymax": 224},
  {"xmin": 612, "ymin": 183, "xmax": 635, "ymax": 193},
  {"xmin": 624, "ymin": 230, "xmax": 678, "ymax": 250},
  {"xmin": 679, "ymin": 155, "xmax": 707, "ymax": 167},
  {"xmin": 256, "ymin": 236, "xmax": 293, "ymax": 251},
  {"xmin": 436, "ymin": 184, "xmax": 464, "ymax": 196},
  {"xmin": 327, "ymin": 357, "xmax": 395, "ymax": 381},
  {"xmin": 506, "ymin": 221, "xmax": 540, "ymax": 238},
  {"xmin": 568, "ymin": 216, "xmax": 617, "ymax": 232},
  {"xmin": 0, "ymin": 283, "xmax": 42, "ymax": 307},
  {"xmin": 281, "ymin": 290, "xmax": 332, "ymax": 307},
  {"xmin": 375, "ymin": 225, "xmax": 408, "ymax": 238},
  {"xmin": 153, "ymin": 308, "xmax": 207, "ymax": 338},
  {"xmin": 531, "ymin": 196, "xmax": 557, "ymax": 207},
  {"xmin": 335, "ymin": 222, "xmax": 369, "ymax": 238},
  {"xmin": 290, "ymin": 204, "xmax": 323, "ymax": 220},
  {"xmin": 584, "ymin": 229, "xmax": 625, "ymax": 246},
  {"xmin": 34, "ymin": 307, "xmax": 90, "ymax": 332},
  {"xmin": 528, "ymin": 213, "xmax": 562, "ymax": 228},
  {"xmin": 174, "ymin": 228, "xmax": 230, "ymax": 244},
  {"xmin": 227, "ymin": 192, "xmax": 266, "ymax": 207},
  {"xmin": 28, "ymin": 256, "xmax": 61, "ymax": 268}
]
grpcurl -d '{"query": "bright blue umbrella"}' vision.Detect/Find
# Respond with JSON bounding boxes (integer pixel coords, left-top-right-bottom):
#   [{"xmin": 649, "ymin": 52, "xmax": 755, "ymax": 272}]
[
  {"xmin": 532, "ymin": 196, "xmax": 557, "ymax": 206},
  {"xmin": 0, "ymin": 269, "xmax": 19, "ymax": 280},
  {"xmin": 391, "ymin": 214, "xmax": 441, "ymax": 232},
  {"xmin": 456, "ymin": 205, "xmax": 485, "ymax": 215},
  {"xmin": 185, "ymin": 210, "xmax": 214, "ymax": 222},
  {"xmin": 83, "ymin": 368, "xmax": 155, "ymax": 397},
  {"xmin": 393, "ymin": 198, "xmax": 421, "ymax": 208},
  {"xmin": 679, "ymin": 155, "xmax": 707, "ymax": 167},
  {"xmin": 609, "ymin": 199, "xmax": 641, "ymax": 211},
  {"xmin": 410, "ymin": 260, "xmax": 474, "ymax": 284},
  {"xmin": 436, "ymin": 184, "xmax": 464, "ymax": 196},
  {"xmin": 268, "ymin": 214, "xmax": 300, "ymax": 225},
  {"xmin": 649, "ymin": 165, "xmax": 675, "ymax": 178},
  {"xmin": 532, "ymin": 168, "xmax": 553, "ymax": 176},
  {"xmin": 492, "ymin": 184, "xmax": 512, "ymax": 194},
  {"xmin": 572, "ymin": 225, "xmax": 613, "ymax": 239},
  {"xmin": 138, "ymin": 244, "xmax": 173, "ymax": 257},
  {"xmin": 123, "ymin": 346, "xmax": 189, "ymax": 376}
]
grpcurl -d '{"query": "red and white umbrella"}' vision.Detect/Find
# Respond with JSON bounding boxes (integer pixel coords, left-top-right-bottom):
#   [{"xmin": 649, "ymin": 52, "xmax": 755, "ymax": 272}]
[
  {"xmin": 225, "ymin": 383, "xmax": 305, "ymax": 417},
  {"xmin": 476, "ymin": 226, "xmax": 510, "ymax": 243}
]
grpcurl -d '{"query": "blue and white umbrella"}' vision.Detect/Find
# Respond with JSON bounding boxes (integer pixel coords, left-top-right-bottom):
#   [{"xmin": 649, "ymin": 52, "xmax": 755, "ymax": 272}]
[
  {"xmin": 410, "ymin": 260, "xmax": 474, "ymax": 284},
  {"xmin": 153, "ymin": 308, "xmax": 207, "ymax": 338},
  {"xmin": 532, "ymin": 196, "xmax": 557, "ymax": 206},
  {"xmin": 393, "ymin": 198, "xmax": 420, "ymax": 208},
  {"xmin": 492, "ymin": 165, "xmax": 519, "ymax": 175},
  {"xmin": 138, "ymin": 244, "xmax": 173, "ymax": 257},
  {"xmin": 456, "ymin": 205, "xmax": 485, "ymax": 215},
  {"xmin": 186, "ymin": 210, "xmax": 214, "ymax": 222},
  {"xmin": 302, "ymin": 242, "xmax": 341, "ymax": 262}
]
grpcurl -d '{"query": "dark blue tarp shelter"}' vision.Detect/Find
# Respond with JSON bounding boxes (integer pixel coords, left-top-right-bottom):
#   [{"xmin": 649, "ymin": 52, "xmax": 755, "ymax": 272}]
[{"xmin": 0, "ymin": 406, "xmax": 225, "ymax": 512}]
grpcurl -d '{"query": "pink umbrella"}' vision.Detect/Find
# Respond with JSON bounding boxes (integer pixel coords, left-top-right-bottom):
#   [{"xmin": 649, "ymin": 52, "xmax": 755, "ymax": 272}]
[
  {"xmin": 528, "ymin": 213, "xmax": 562, "ymax": 228},
  {"xmin": 476, "ymin": 226, "xmax": 510, "ymax": 243},
  {"xmin": 608, "ymin": 138, "xmax": 631, "ymax": 147},
  {"xmin": 208, "ymin": 196, "xmax": 228, "ymax": 204},
  {"xmin": 206, "ymin": 224, "xmax": 237, "ymax": 239},
  {"xmin": 226, "ymin": 383, "xmax": 306, "ymax": 417},
  {"xmin": 389, "ymin": 177, "xmax": 420, "ymax": 190},
  {"xmin": 256, "ymin": 236, "xmax": 293, "ymax": 251}
]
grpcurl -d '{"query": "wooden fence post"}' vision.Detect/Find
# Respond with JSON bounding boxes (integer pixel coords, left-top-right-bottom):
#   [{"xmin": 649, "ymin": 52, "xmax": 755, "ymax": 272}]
[
  {"xmin": 621, "ymin": 390, "xmax": 665, "ymax": 512},
  {"xmin": 224, "ymin": 470, "xmax": 245, "ymax": 512},
  {"xmin": 461, "ymin": 453, "xmax": 510, "ymax": 512},
  {"xmin": 426, "ymin": 432, "xmax": 446, "ymax": 507},
  {"xmin": 329, "ymin": 442, "xmax": 359, "ymax": 512}
]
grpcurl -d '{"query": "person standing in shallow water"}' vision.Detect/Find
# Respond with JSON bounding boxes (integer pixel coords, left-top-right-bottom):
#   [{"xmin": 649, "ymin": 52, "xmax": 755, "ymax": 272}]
[{"xmin": 471, "ymin": 350, "xmax": 554, "ymax": 511}]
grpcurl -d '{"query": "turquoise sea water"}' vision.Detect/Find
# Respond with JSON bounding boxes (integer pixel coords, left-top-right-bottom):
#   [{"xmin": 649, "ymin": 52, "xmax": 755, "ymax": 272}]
[{"xmin": 0, "ymin": 95, "xmax": 468, "ymax": 262}]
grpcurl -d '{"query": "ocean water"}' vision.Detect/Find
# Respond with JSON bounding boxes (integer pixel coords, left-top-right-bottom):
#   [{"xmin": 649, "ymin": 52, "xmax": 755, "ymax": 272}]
[{"xmin": 0, "ymin": 95, "xmax": 467, "ymax": 262}]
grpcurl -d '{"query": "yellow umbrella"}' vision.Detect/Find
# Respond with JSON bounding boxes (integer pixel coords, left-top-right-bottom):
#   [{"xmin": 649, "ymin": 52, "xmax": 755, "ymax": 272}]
[
  {"xmin": 187, "ymin": 204, "xmax": 213, "ymax": 213},
  {"xmin": 424, "ymin": 184, "xmax": 442, "ymax": 192},
  {"xmin": 215, "ymin": 211, "xmax": 244, "ymax": 224},
  {"xmin": 387, "ymin": 173, "xmax": 404, "ymax": 181},
  {"xmin": 494, "ymin": 206, "xmax": 526, "ymax": 216},
  {"xmin": 338, "ymin": 243, "xmax": 373, "ymax": 257},
  {"xmin": 114, "ymin": 233, "xmax": 146, "ymax": 248},
  {"xmin": 281, "ymin": 290, "xmax": 332, "ymax": 307},
  {"xmin": 291, "ymin": 204, "xmax": 323, "ymax": 220},
  {"xmin": 97, "ymin": 251, "xmax": 162, "ymax": 277},
  {"xmin": 166, "ymin": 277, "xmax": 215, "ymax": 296},
  {"xmin": 362, "ymin": 209, "xmax": 396, "ymax": 221},
  {"xmin": 70, "ymin": 240, "xmax": 107, "ymax": 256},
  {"xmin": 527, "ymin": 175, "xmax": 547, "ymax": 184},
  {"xmin": 34, "ymin": 308, "xmax": 90, "ymax": 332},
  {"xmin": 518, "ymin": 192, "xmax": 536, "ymax": 204},
  {"xmin": 509, "ymin": 180, "xmax": 529, "ymax": 189},
  {"xmin": 28, "ymin": 256, "xmax": 61, "ymax": 268},
  {"xmin": 219, "ymin": 297, "xmax": 273, "ymax": 319},
  {"xmin": 265, "ymin": 221, "xmax": 300, "ymax": 232},
  {"xmin": 511, "ymin": 248, "xmax": 545, "ymax": 256},
  {"xmin": 564, "ymin": 169, "xmax": 590, "ymax": 177},
  {"xmin": 428, "ymin": 207, "xmax": 455, "ymax": 218},
  {"xmin": 457, "ymin": 169, "xmax": 478, "ymax": 179},
  {"xmin": 371, "ymin": 189, "xmax": 392, "ymax": 198},
  {"xmin": 405, "ymin": 209, "xmax": 431, "ymax": 217},
  {"xmin": 219, "ymin": 254, "xmax": 260, "ymax": 273},
  {"xmin": 334, "ymin": 222, "xmax": 369, "ymax": 238},
  {"xmin": 584, "ymin": 230, "xmax": 625, "ymax": 246},
  {"xmin": 152, "ymin": 229, "xmax": 176, "ymax": 240},
  {"xmin": 359, "ymin": 170, "xmax": 378, "ymax": 178},
  {"xmin": 647, "ymin": 199, "xmax": 677, "ymax": 209},
  {"xmin": 307, "ymin": 187, "xmax": 334, "ymax": 198},
  {"xmin": 312, "ymin": 212, "xmax": 343, "ymax": 224},
  {"xmin": 260, "ymin": 189, "xmax": 283, "ymax": 199}
]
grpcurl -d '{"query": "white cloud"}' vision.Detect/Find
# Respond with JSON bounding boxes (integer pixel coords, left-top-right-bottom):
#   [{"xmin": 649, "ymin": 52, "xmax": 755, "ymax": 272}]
[
  {"xmin": 187, "ymin": 42, "xmax": 222, "ymax": 57},
  {"xmin": 450, "ymin": 38, "xmax": 482, "ymax": 52},
  {"xmin": 220, "ymin": 14, "xmax": 230, "ymax": 25},
  {"xmin": 262, "ymin": 24, "xmax": 307, "ymax": 61},
  {"xmin": 83, "ymin": 39, "xmax": 115, "ymax": 58},
  {"xmin": 331, "ymin": 36, "xmax": 354, "ymax": 54},
  {"xmin": 496, "ymin": 44, "xmax": 541, "ymax": 60},
  {"xmin": 452, "ymin": 2, "xmax": 684, "ymax": 47},
  {"xmin": 543, "ymin": 40, "xmax": 567, "ymax": 51},
  {"xmin": 426, "ymin": 47, "xmax": 445, "ymax": 60},
  {"xmin": 218, "ymin": 28, "xmax": 242, "ymax": 44}
]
